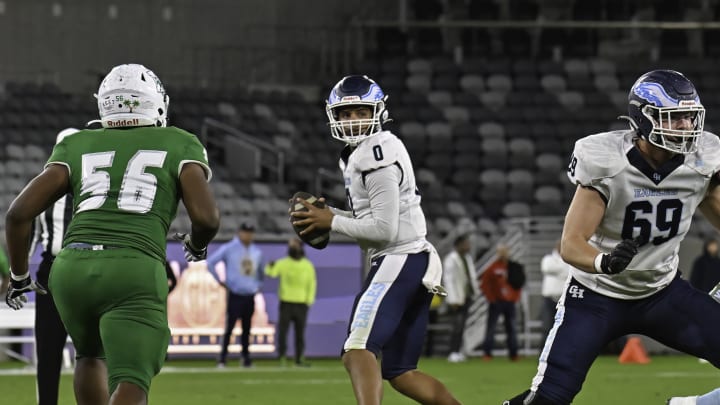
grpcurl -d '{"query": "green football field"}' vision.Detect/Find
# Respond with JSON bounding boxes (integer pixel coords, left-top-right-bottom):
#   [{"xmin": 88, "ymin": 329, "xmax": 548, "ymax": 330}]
[{"xmin": 0, "ymin": 355, "xmax": 718, "ymax": 404}]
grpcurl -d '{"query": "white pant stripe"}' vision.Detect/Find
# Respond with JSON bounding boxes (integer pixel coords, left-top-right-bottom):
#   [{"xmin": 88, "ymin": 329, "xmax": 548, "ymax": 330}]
[
  {"xmin": 531, "ymin": 277, "xmax": 570, "ymax": 392},
  {"xmin": 343, "ymin": 254, "xmax": 408, "ymax": 351}
]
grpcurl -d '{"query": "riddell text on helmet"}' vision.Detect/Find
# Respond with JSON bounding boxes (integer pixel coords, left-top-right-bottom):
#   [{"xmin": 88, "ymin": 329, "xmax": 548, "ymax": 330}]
[{"xmin": 106, "ymin": 118, "xmax": 140, "ymax": 127}]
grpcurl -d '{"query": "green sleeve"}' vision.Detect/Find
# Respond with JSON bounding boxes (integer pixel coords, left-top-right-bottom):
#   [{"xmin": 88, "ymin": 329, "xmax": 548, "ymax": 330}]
[
  {"xmin": 46, "ymin": 139, "xmax": 70, "ymax": 168},
  {"xmin": 306, "ymin": 261, "xmax": 316, "ymax": 306},
  {"xmin": 0, "ymin": 248, "xmax": 9, "ymax": 276},
  {"xmin": 265, "ymin": 261, "xmax": 279, "ymax": 278},
  {"xmin": 179, "ymin": 131, "xmax": 212, "ymax": 181}
]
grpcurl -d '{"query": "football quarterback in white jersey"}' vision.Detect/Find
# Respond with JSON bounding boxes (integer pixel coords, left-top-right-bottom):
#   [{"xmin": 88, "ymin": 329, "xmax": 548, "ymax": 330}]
[
  {"xmin": 291, "ymin": 75, "xmax": 459, "ymax": 405},
  {"xmin": 506, "ymin": 71, "xmax": 720, "ymax": 405}
]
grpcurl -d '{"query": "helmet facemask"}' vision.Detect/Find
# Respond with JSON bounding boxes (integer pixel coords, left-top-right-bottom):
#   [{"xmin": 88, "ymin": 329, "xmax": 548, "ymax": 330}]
[
  {"xmin": 325, "ymin": 75, "xmax": 390, "ymax": 147},
  {"xmin": 326, "ymin": 100, "xmax": 386, "ymax": 146},
  {"xmin": 642, "ymin": 103, "xmax": 705, "ymax": 154},
  {"xmin": 626, "ymin": 70, "xmax": 705, "ymax": 155}
]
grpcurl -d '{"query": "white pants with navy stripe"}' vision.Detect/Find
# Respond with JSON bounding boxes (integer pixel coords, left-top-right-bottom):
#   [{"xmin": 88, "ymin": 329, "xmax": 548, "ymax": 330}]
[{"xmin": 343, "ymin": 251, "xmax": 435, "ymax": 380}]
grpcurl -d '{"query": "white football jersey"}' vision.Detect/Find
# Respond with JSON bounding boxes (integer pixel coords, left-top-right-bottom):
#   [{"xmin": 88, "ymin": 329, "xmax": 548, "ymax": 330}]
[
  {"xmin": 336, "ymin": 131, "xmax": 432, "ymax": 258},
  {"xmin": 567, "ymin": 130, "xmax": 720, "ymax": 299}
]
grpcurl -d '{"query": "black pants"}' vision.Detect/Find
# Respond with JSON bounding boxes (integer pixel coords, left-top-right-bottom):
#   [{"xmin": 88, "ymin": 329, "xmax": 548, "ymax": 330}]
[
  {"xmin": 36, "ymin": 255, "xmax": 68, "ymax": 405},
  {"xmin": 219, "ymin": 292, "xmax": 255, "ymax": 364},
  {"xmin": 448, "ymin": 300, "xmax": 471, "ymax": 353},
  {"xmin": 277, "ymin": 302, "xmax": 309, "ymax": 362},
  {"xmin": 483, "ymin": 300, "xmax": 518, "ymax": 358}
]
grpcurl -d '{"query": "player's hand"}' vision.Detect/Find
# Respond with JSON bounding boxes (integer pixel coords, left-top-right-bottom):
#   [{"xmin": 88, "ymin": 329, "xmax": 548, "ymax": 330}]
[
  {"xmin": 290, "ymin": 197, "xmax": 333, "ymax": 236},
  {"xmin": 173, "ymin": 232, "xmax": 207, "ymax": 262},
  {"xmin": 287, "ymin": 197, "xmax": 328, "ymax": 214},
  {"xmin": 5, "ymin": 273, "xmax": 47, "ymax": 310},
  {"xmin": 598, "ymin": 238, "xmax": 640, "ymax": 275}
]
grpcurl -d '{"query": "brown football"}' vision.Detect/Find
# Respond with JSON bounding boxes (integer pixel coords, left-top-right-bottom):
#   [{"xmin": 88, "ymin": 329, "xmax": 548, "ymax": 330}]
[{"xmin": 290, "ymin": 191, "xmax": 330, "ymax": 249}]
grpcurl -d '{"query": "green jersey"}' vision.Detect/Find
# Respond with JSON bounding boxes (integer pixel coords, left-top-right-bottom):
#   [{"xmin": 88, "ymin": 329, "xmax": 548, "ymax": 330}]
[{"xmin": 47, "ymin": 126, "xmax": 211, "ymax": 262}]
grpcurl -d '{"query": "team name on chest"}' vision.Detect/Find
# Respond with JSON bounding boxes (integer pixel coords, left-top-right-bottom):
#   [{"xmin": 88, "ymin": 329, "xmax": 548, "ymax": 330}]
[{"xmin": 633, "ymin": 188, "xmax": 678, "ymax": 198}]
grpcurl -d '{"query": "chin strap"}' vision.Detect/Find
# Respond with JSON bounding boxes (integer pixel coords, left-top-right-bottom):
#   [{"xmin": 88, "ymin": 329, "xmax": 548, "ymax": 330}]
[{"xmin": 617, "ymin": 115, "xmax": 639, "ymax": 132}]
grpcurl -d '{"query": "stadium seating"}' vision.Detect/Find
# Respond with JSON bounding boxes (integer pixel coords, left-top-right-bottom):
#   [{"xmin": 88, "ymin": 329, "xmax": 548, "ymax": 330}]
[{"xmin": 2, "ymin": 45, "xmax": 720, "ymax": 246}]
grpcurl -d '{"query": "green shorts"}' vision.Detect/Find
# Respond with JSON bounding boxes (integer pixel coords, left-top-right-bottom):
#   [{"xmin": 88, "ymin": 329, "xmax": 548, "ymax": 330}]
[{"xmin": 49, "ymin": 247, "xmax": 170, "ymax": 394}]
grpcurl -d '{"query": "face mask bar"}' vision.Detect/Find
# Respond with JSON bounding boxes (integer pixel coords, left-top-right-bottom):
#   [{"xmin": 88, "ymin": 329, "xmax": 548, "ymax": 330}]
[
  {"xmin": 326, "ymin": 101, "xmax": 384, "ymax": 146},
  {"xmin": 642, "ymin": 104, "xmax": 705, "ymax": 154}
]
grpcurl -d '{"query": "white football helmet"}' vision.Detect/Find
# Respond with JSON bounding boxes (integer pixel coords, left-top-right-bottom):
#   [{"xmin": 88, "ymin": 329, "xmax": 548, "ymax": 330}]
[{"xmin": 95, "ymin": 64, "xmax": 169, "ymax": 128}]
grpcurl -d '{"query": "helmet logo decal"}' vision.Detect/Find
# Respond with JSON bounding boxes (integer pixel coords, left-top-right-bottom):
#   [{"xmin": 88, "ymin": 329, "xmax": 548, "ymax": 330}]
[
  {"xmin": 633, "ymin": 82, "xmax": 677, "ymax": 106},
  {"xmin": 362, "ymin": 83, "xmax": 385, "ymax": 101},
  {"xmin": 122, "ymin": 99, "xmax": 141, "ymax": 112},
  {"xmin": 143, "ymin": 69, "xmax": 165, "ymax": 95}
]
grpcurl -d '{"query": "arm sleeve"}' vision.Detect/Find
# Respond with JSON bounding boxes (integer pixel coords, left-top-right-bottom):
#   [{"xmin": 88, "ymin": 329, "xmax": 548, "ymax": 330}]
[
  {"xmin": 205, "ymin": 244, "xmax": 226, "ymax": 282},
  {"xmin": 541, "ymin": 256, "xmax": 563, "ymax": 276},
  {"xmin": 566, "ymin": 137, "xmax": 617, "ymax": 200},
  {"xmin": 178, "ymin": 134, "xmax": 213, "ymax": 181},
  {"xmin": 265, "ymin": 261, "xmax": 279, "ymax": 278},
  {"xmin": 45, "ymin": 140, "xmax": 69, "ymax": 169},
  {"xmin": 330, "ymin": 206, "xmax": 353, "ymax": 218},
  {"xmin": 442, "ymin": 255, "xmax": 461, "ymax": 305},
  {"xmin": 480, "ymin": 267, "xmax": 496, "ymax": 302},
  {"xmin": 330, "ymin": 165, "xmax": 401, "ymax": 242},
  {"xmin": 307, "ymin": 262, "xmax": 316, "ymax": 306},
  {"xmin": 257, "ymin": 256, "xmax": 265, "ymax": 284},
  {"xmin": 0, "ymin": 248, "xmax": 9, "ymax": 277}
]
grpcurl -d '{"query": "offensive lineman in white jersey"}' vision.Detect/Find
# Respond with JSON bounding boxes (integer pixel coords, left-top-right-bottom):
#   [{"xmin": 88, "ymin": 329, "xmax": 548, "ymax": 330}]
[
  {"xmin": 291, "ymin": 75, "xmax": 460, "ymax": 405},
  {"xmin": 505, "ymin": 70, "xmax": 720, "ymax": 405}
]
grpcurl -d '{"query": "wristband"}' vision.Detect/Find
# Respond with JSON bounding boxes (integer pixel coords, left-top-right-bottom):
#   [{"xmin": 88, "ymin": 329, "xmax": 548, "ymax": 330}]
[
  {"xmin": 593, "ymin": 253, "xmax": 605, "ymax": 274},
  {"xmin": 10, "ymin": 272, "xmax": 29, "ymax": 281},
  {"xmin": 186, "ymin": 237, "xmax": 205, "ymax": 253}
]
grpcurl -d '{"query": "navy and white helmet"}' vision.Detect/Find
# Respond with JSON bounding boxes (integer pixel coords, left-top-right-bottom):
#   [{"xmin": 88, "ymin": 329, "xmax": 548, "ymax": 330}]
[
  {"xmin": 627, "ymin": 69, "xmax": 705, "ymax": 154},
  {"xmin": 326, "ymin": 75, "xmax": 389, "ymax": 146}
]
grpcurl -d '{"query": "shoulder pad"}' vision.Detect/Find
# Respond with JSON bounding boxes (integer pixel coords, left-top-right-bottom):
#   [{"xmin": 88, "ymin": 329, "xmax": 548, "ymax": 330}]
[
  {"xmin": 166, "ymin": 126, "xmax": 198, "ymax": 139},
  {"xmin": 351, "ymin": 131, "xmax": 403, "ymax": 172},
  {"xmin": 567, "ymin": 131, "xmax": 628, "ymax": 186},
  {"xmin": 686, "ymin": 131, "xmax": 720, "ymax": 176}
]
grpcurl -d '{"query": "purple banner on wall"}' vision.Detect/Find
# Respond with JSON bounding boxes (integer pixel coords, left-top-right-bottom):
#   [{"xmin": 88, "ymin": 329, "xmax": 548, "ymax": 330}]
[
  {"xmin": 24, "ymin": 241, "xmax": 363, "ymax": 360},
  {"xmin": 165, "ymin": 241, "xmax": 363, "ymax": 359}
]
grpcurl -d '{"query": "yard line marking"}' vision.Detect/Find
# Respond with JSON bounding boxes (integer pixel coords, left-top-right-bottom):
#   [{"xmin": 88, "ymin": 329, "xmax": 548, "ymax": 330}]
[
  {"xmin": 159, "ymin": 366, "xmax": 345, "ymax": 374},
  {"xmin": 223, "ymin": 378, "xmax": 348, "ymax": 385},
  {"xmin": 655, "ymin": 372, "xmax": 720, "ymax": 378},
  {"xmin": 0, "ymin": 366, "xmax": 346, "ymax": 377},
  {"xmin": 603, "ymin": 371, "xmax": 720, "ymax": 379}
]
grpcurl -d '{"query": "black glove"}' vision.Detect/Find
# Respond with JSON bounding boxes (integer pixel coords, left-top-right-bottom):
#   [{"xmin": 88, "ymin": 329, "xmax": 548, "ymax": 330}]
[
  {"xmin": 173, "ymin": 233, "xmax": 207, "ymax": 262},
  {"xmin": 598, "ymin": 239, "xmax": 640, "ymax": 275},
  {"xmin": 6, "ymin": 272, "xmax": 47, "ymax": 310}
]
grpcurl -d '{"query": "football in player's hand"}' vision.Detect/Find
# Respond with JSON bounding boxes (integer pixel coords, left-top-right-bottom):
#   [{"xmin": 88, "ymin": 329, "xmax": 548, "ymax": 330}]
[{"xmin": 289, "ymin": 191, "xmax": 330, "ymax": 249}]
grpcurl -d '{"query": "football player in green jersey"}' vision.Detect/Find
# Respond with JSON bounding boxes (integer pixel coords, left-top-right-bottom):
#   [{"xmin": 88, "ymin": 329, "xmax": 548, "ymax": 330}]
[{"xmin": 5, "ymin": 63, "xmax": 220, "ymax": 405}]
